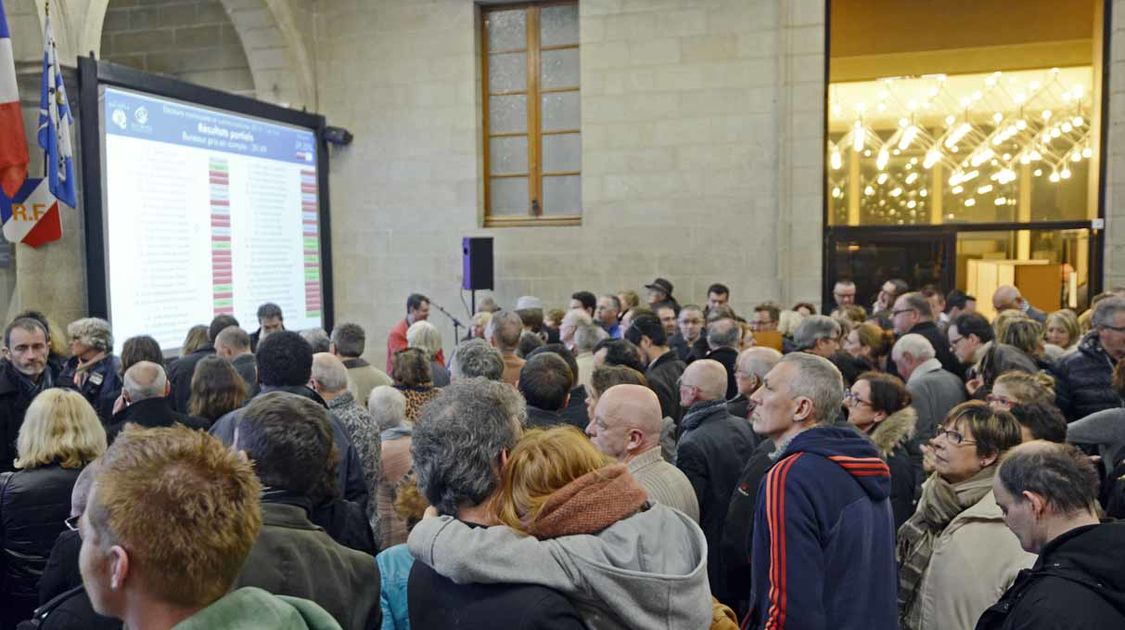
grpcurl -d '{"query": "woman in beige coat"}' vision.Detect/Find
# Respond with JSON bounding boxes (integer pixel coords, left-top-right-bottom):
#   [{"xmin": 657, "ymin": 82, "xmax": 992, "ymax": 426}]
[{"xmin": 897, "ymin": 401, "xmax": 1034, "ymax": 630}]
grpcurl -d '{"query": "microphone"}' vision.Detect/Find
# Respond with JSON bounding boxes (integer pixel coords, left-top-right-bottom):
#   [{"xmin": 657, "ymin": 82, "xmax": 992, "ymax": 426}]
[{"xmin": 430, "ymin": 301, "xmax": 466, "ymax": 328}]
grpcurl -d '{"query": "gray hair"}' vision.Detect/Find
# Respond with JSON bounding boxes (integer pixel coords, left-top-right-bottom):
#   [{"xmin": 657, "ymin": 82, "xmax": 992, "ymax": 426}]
[
  {"xmin": 214, "ymin": 326, "xmax": 251, "ymax": 351},
  {"xmin": 1092, "ymin": 296, "xmax": 1125, "ymax": 329},
  {"xmin": 792, "ymin": 315, "xmax": 840, "ymax": 350},
  {"xmin": 330, "ymin": 322, "xmax": 366, "ymax": 358},
  {"xmin": 300, "ymin": 328, "xmax": 331, "ymax": 353},
  {"xmin": 997, "ymin": 442, "xmax": 1100, "ymax": 516},
  {"xmin": 311, "ymin": 353, "xmax": 349, "ymax": 392},
  {"xmin": 573, "ymin": 323, "xmax": 607, "ymax": 353},
  {"xmin": 451, "ymin": 338, "xmax": 504, "ymax": 381},
  {"xmin": 892, "ymin": 333, "xmax": 935, "ymax": 361},
  {"xmin": 368, "ymin": 385, "xmax": 407, "ymax": 432},
  {"xmin": 412, "ymin": 378, "xmax": 525, "ymax": 514},
  {"xmin": 123, "ymin": 361, "xmax": 167, "ymax": 401},
  {"xmin": 487, "ymin": 311, "xmax": 524, "ymax": 352},
  {"xmin": 707, "ymin": 318, "xmax": 741, "ymax": 350},
  {"xmin": 898, "ymin": 292, "xmax": 933, "ymax": 319},
  {"xmin": 738, "ymin": 347, "xmax": 782, "ymax": 381},
  {"xmin": 407, "ymin": 320, "xmax": 443, "ymax": 359},
  {"xmin": 67, "ymin": 317, "xmax": 113, "ymax": 352},
  {"xmin": 779, "ymin": 352, "xmax": 844, "ymax": 424}
]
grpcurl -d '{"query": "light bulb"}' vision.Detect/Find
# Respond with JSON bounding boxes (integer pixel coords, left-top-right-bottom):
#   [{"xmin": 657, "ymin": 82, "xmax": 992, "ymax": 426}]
[
  {"xmin": 1042, "ymin": 110, "xmax": 1052, "ymax": 120},
  {"xmin": 960, "ymin": 169, "xmax": 980, "ymax": 182},
  {"xmin": 831, "ymin": 150, "xmax": 843, "ymax": 170},
  {"xmin": 1073, "ymin": 85, "xmax": 1084, "ymax": 99},
  {"xmin": 992, "ymin": 112, "xmax": 1003, "ymax": 123},
  {"xmin": 877, "ymin": 173, "xmax": 889, "ymax": 185},
  {"xmin": 853, "ymin": 121, "xmax": 865, "ymax": 151},
  {"xmin": 924, "ymin": 148, "xmax": 941, "ymax": 169},
  {"xmin": 965, "ymin": 198, "xmax": 976, "ymax": 207},
  {"xmin": 1016, "ymin": 119, "xmax": 1027, "ymax": 130},
  {"xmin": 907, "ymin": 200, "xmax": 917, "ymax": 209},
  {"xmin": 945, "ymin": 123, "xmax": 972, "ymax": 149},
  {"xmin": 1033, "ymin": 169, "xmax": 1043, "ymax": 177},
  {"xmin": 1083, "ymin": 147, "xmax": 1093, "ymax": 158},
  {"xmin": 890, "ymin": 187, "xmax": 903, "ymax": 197},
  {"xmin": 1061, "ymin": 168, "xmax": 1072, "ymax": 179},
  {"xmin": 1073, "ymin": 116, "xmax": 1085, "ymax": 127},
  {"xmin": 994, "ymin": 197, "xmax": 1006, "ymax": 206},
  {"xmin": 977, "ymin": 184, "xmax": 994, "ymax": 194},
  {"xmin": 832, "ymin": 187, "xmax": 842, "ymax": 198},
  {"xmin": 1049, "ymin": 172, "xmax": 1061, "ymax": 183},
  {"xmin": 1062, "ymin": 122, "xmax": 1073, "ymax": 133},
  {"xmin": 919, "ymin": 189, "xmax": 928, "ymax": 197},
  {"xmin": 944, "ymin": 115, "xmax": 956, "ymax": 126},
  {"xmin": 1051, "ymin": 128, "xmax": 1062, "ymax": 138},
  {"xmin": 1071, "ymin": 150, "xmax": 1082, "ymax": 162},
  {"xmin": 951, "ymin": 185, "xmax": 964, "ymax": 194},
  {"xmin": 897, "ymin": 125, "xmax": 919, "ymax": 151},
  {"xmin": 905, "ymin": 172, "xmax": 919, "ymax": 185},
  {"xmin": 1020, "ymin": 154, "xmax": 1031, "ymax": 165},
  {"xmin": 864, "ymin": 185, "xmax": 875, "ymax": 196}
]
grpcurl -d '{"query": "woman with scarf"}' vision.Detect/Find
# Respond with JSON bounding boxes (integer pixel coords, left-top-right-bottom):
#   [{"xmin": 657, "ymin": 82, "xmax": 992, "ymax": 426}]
[
  {"xmin": 58, "ymin": 317, "xmax": 121, "ymax": 421},
  {"xmin": 408, "ymin": 425, "xmax": 715, "ymax": 629},
  {"xmin": 845, "ymin": 372, "xmax": 922, "ymax": 528},
  {"xmin": 896, "ymin": 401, "xmax": 1031, "ymax": 630}
]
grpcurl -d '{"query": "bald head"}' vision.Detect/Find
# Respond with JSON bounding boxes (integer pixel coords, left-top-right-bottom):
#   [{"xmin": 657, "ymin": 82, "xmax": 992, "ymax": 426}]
[
  {"xmin": 123, "ymin": 360, "xmax": 168, "ymax": 402},
  {"xmin": 992, "ymin": 285, "xmax": 1023, "ymax": 311},
  {"xmin": 681, "ymin": 359, "xmax": 728, "ymax": 402},
  {"xmin": 311, "ymin": 352, "xmax": 348, "ymax": 393},
  {"xmin": 589, "ymin": 384, "xmax": 664, "ymax": 461}
]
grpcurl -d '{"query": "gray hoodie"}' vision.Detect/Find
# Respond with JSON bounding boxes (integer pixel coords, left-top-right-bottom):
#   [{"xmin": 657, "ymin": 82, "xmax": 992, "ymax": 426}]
[{"xmin": 408, "ymin": 504, "xmax": 711, "ymax": 629}]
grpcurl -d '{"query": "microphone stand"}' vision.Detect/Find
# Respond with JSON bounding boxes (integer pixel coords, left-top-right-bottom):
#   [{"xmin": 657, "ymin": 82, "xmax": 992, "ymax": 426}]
[{"xmin": 430, "ymin": 301, "xmax": 466, "ymax": 345}]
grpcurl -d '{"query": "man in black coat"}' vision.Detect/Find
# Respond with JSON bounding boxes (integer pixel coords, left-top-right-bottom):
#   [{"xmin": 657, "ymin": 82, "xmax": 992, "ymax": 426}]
[
  {"xmin": 0, "ymin": 317, "xmax": 58, "ymax": 473},
  {"xmin": 669, "ymin": 305, "xmax": 708, "ymax": 364},
  {"xmin": 248, "ymin": 302, "xmax": 285, "ymax": 353},
  {"xmin": 526, "ymin": 344, "xmax": 589, "ymax": 430},
  {"xmin": 208, "ymin": 331, "xmax": 368, "ymax": 511},
  {"xmin": 1052, "ymin": 297, "xmax": 1125, "ymax": 421},
  {"xmin": 625, "ymin": 314, "xmax": 686, "ymax": 425},
  {"xmin": 167, "ymin": 314, "xmax": 238, "ymax": 412},
  {"xmin": 519, "ymin": 352, "xmax": 584, "ymax": 431},
  {"xmin": 889, "ymin": 292, "xmax": 964, "ymax": 380},
  {"xmin": 978, "ymin": 442, "xmax": 1125, "ymax": 629},
  {"xmin": 675, "ymin": 359, "xmax": 758, "ymax": 603},
  {"xmin": 104, "ymin": 362, "xmax": 210, "ymax": 444},
  {"xmin": 408, "ymin": 379, "xmax": 585, "ymax": 629},
  {"xmin": 704, "ymin": 318, "xmax": 741, "ymax": 400}
]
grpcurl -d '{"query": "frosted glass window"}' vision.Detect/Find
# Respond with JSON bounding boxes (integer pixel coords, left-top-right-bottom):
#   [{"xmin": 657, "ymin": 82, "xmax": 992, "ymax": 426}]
[
  {"xmin": 543, "ymin": 175, "xmax": 581, "ymax": 214},
  {"xmin": 540, "ymin": 4, "xmax": 578, "ymax": 47},
  {"xmin": 543, "ymin": 133, "xmax": 580, "ymax": 173},
  {"xmin": 489, "ymin": 53, "xmax": 527, "ymax": 92},
  {"xmin": 489, "ymin": 95, "xmax": 527, "ymax": 134},
  {"xmin": 541, "ymin": 49, "xmax": 579, "ymax": 89},
  {"xmin": 490, "ymin": 136, "xmax": 529, "ymax": 174},
  {"xmin": 490, "ymin": 178, "xmax": 529, "ymax": 216},
  {"xmin": 542, "ymin": 92, "xmax": 580, "ymax": 131},
  {"xmin": 487, "ymin": 10, "xmax": 526, "ymax": 51}
]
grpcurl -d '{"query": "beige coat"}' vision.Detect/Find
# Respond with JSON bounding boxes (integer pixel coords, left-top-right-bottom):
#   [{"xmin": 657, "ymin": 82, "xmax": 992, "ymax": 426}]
[{"xmin": 915, "ymin": 489, "xmax": 1035, "ymax": 630}]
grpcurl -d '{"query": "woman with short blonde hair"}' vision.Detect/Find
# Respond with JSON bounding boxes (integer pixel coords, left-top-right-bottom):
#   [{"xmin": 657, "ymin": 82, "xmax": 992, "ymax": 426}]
[
  {"xmin": 1, "ymin": 389, "xmax": 106, "ymax": 625},
  {"xmin": 407, "ymin": 321, "xmax": 449, "ymax": 387},
  {"xmin": 59, "ymin": 317, "xmax": 121, "ymax": 420}
]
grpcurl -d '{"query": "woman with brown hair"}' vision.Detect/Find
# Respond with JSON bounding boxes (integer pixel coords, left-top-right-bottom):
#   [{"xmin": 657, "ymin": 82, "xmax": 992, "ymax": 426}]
[
  {"xmin": 188, "ymin": 355, "xmax": 247, "ymax": 424},
  {"xmin": 897, "ymin": 401, "xmax": 1031, "ymax": 630},
  {"xmin": 0, "ymin": 389, "xmax": 106, "ymax": 627},
  {"xmin": 408, "ymin": 426, "xmax": 712, "ymax": 628},
  {"xmin": 393, "ymin": 347, "xmax": 440, "ymax": 421},
  {"xmin": 843, "ymin": 320, "xmax": 896, "ymax": 371}
]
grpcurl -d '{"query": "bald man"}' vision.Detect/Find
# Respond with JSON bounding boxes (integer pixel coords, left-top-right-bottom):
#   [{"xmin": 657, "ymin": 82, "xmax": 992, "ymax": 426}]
[
  {"xmin": 104, "ymin": 361, "xmax": 208, "ymax": 444},
  {"xmin": 587, "ymin": 384, "xmax": 699, "ymax": 522},
  {"xmin": 993, "ymin": 284, "xmax": 1047, "ymax": 323},
  {"xmin": 675, "ymin": 359, "xmax": 759, "ymax": 601}
]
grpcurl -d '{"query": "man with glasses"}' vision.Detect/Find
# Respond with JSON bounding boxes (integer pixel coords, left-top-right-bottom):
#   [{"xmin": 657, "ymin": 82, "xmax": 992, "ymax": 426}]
[
  {"xmin": 829, "ymin": 279, "xmax": 857, "ymax": 314},
  {"xmin": 670, "ymin": 305, "xmax": 707, "ymax": 364},
  {"xmin": 889, "ymin": 292, "xmax": 964, "ymax": 380},
  {"xmin": 892, "ymin": 333, "xmax": 966, "ymax": 441},
  {"xmin": 1052, "ymin": 296, "xmax": 1125, "ymax": 421},
  {"xmin": 675, "ymin": 359, "xmax": 758, "ymax": 603}
]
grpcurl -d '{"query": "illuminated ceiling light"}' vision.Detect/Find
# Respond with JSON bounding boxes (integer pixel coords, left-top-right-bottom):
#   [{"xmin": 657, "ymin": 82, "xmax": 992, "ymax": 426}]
[
  {"xmin": 960, "ymin": 169, "xmax": 980, "ymax": 182},
  {"xmin": 905, "ymin": 172, "xmax": 919, "ymax": 185},
  {"xmin": 877, "ymin": 172, "xmax": 889, "ymax": 185},
  {"xmin": 959, "ymin": 97, "xmax": 972, "ymax": 108},
  {"xmin": 965, "ymin": 198, "xmax": 977, "ymax": 207},
  {"xmin": 1083, "ymin": 147, "xmax": 1093, "ymax": 158},
  {"xmin": 1071, "ymin": 150, "xmax": 1082, "ymax": 162},
  {"xmin": 1062, "ymin": 122, "xmax": 1073, "ymax": 133},
  {"xmin": 1061, "ymin": 168, "xmax": 1072, "ymax": 179},
  {"xmin": 951, "ymin": 185, "xmax": 964, "ymax": 194},
  {"xmin": 945, "ymin": 122, "xmax": 972, "ymax": 149},
  {"xmin": 919, "ymin": 189, "xmax": 929, "ymax": 197},
  {"xmin": 1049, "ymin": 172, "xmax": 1061, "ymax": 183},
  {"xmin": 1073, "ymin": 116, "xmax": 1085, "ymax": 127},
  {"xmin": 977, "ymin": 184, "xmax": 994, "ymax": 194},
  {"xmin": 1030, "ymin": 150, "xmax": 1042, "ymax": 161},
  {"xmin": 1014, "ymin": 92, "xmax": 1026, "ymax": 104},
  {"xmin": 897, "ymin": 125, "xmax": 919, "ymax": 151},
  {"xmin": 992, "ymin": 112, "xmax": 1003, "ymax": 124},
  {"xmin": 1033, "ymin": 168, "xmax": 1043, "ymax": 177},
  {"xmin": 1019, "ymin": 154, "xmax": 1031, "ymax": 165},
  {"xmin": 924, "ymin": 148, "xmax": 942, "ymax": 169},
  {"xmin": 831, "ymin": 150, "xmax": 843, "ymax": 170},
  {"xmin": 1073, "ymin": 85, "xmax": 1084, "ymax": 99},
  {"xmin": 944, "ymin": 115, "xmax": 956, "ymax": 126},
  {"xmin": 1051, "ymin": 128, "xmax": 1062, "ymax": 138},
  {"xmin": 995, "ymin": 169, "xmax": 1016, "ymax": 184},
  {"xmin": 970, "ymin": 148, "xmax": 994, "ymax": 168},
  {"xmin": 1042, "ymin": 110, "xmax": 1052, "ymax": 120},
  {"xmin": 864, "ymin": 185, "xmax": 875, "ymax": 196},
  {"xmin": 1016, "ymin": 119, "xmax": 1027, "ymax": 130},
  {"xmin": 890, "ymin": 187, "xmax": 903, "ymax": 197},
  {"xmin": 832, "ymin": 187, "xmax": 842, "ymax": 198},
  {"xmin": 907, "ymin": 200, "xmax": 917, "ymax": 209},
  {"xmin": 853, "ymin": 121, "xmax": 865, "ymax": 151},
  {"xmin": 994, "ymin": 197, "xmax": 1006, "ymax": 206}
]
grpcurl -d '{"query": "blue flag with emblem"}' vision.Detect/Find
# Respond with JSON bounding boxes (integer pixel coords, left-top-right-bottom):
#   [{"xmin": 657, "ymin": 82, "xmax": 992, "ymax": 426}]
[{"xmin": 37, "ymin": 10, "xmax": 74, "ymax": 209}]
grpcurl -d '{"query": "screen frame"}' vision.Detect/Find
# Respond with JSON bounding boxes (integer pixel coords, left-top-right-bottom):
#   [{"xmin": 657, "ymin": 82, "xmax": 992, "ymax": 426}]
[{"xmin": 77, "ymin": 56, "xmax": 335, "ymax": 337}]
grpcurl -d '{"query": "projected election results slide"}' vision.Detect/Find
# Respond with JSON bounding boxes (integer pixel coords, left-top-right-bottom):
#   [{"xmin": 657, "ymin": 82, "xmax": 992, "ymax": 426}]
[{"xmin": 101, "ymin": 86, "xmax": 323, "ymax": 352}]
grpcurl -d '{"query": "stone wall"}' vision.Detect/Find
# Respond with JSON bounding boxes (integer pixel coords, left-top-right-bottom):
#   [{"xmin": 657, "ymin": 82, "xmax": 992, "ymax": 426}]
[{"xmin": 314, "ymin": 0, "xmax": 825, "ymax": 368}]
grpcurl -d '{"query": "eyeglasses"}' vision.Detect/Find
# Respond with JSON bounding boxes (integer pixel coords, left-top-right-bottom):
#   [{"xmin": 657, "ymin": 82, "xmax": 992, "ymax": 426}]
[
  {"xmin": 948, "ymin": 335, "xmax": 965, "ymax": 346},
  {"xmin": 843, "ymin": 389, "xmax": 873, "ymax": 407},
  {"xmin": 64, "ymin": 515, "xmax": 79, "ymax": 531},
  {"xmin": 932, "ymin": 427, "xmax": 977, "ymax": 446},
  {"xmin": 1099, "ymin": 324, "xmax": 1125, "ymax": 333}
]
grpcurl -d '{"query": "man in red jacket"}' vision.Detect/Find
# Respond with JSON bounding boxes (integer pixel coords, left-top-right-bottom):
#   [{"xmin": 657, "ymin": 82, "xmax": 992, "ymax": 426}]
[{"xmin": 386, "ymin": 293, "xmax": 443, "ymax": 373}]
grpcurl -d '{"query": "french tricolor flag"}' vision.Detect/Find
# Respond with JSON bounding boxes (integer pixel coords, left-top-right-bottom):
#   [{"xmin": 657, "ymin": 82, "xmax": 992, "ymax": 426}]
[{"xmin": 0, "ymin": 0, "xmax": 28, "ymax": 199}]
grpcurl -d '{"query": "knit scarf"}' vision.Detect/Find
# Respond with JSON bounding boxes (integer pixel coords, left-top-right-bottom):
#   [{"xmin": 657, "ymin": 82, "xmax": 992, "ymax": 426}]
[
  {"xmin": 896, "ymin": 466, "xmax": 997, "ymax": 629},
  {"xmin": 680, "ymin": 399, "xmax": 727, "ymax": 433},
  {"xmin": 526, "ymin": 464, "xmax": 649, "ymax": 539}
]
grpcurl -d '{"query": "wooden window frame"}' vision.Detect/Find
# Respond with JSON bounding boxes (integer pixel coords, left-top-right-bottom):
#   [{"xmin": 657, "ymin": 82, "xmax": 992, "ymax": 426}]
[{"xmin": 482, "ymin": 1, "xmax": 581, "ymax": 227}]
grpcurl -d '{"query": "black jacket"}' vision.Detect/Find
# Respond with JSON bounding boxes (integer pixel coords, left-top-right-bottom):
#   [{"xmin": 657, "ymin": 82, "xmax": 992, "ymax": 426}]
[
  {"xmin": 645, "ymin": 350, "xmax": 686, "ymax": 425},
  {"xmin": 104, "ymin": 397, "xmax": 210, "ymax": 444},
  {"xmin": 887, "ymin": 321, "xmax": 964, "ymax": 380},
  {"xmin": 58, "ymin": 355, "xmax": 121, "ymax": 422},
  {"xmin": 675, "ymin": 400, "xmax": 759, "ymax": 602},
  {"xmin": 1052, "ymin": 332, "xmax": 1122, "ymax": 421},
  {"xmin": 38, "ymin": 529, "xmax": 81, "ymax": 606},
  {"xmin": 976, "ymin": 523, "xmax": 1125, "ymax": 629},
  {"xmin": 231, "ymin": 353, "xmax": 258, "ymax": 391},
  {"xmin": 726, "ymin": 394, "xmax": 750, "ymax": 421},
  {"xmin": 526, "ymin": 405, "xmax": 583, "ymax": 432},
  {"xmin": 167, "ymin": 346, "xmax": 215, "ymax": 413},
  {"xmin": 408, "ymin": 523, "xmax": 585, "ymax": 630},
  {"xmin": 209, "ymin": 385, "xmax": 369, "ymax": 511},
  {"xmin": 670, "ymin": 333, "xmax": 707, "ymax": 364},
  {"xmin": 558, "ymin": 386, "xmax": 589, "ymax": 432},
  {"xmin": 719, "ymin": 439, "xmax": 776, "ymax": 619},
  {"xmin": 706, "ymin": 347, "xmax": 740, "ymax": 400},
  {"xmin": 15, "ymin": 585, "xmax": 120, "ymax": 630},
  {"xmin": 0, "ymin": 361, "xmax": 57, "ymax": 474},
  {"xmin": 0, "ymin": 465, "xmax": 80, "ymax": 627}
]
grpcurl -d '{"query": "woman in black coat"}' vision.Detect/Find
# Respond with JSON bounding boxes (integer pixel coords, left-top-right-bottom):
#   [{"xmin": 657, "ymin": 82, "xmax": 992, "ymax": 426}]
[
  {"xmin": 845, "ymin": 371, "xmax": 924, "ymax": 528},
  {"xmin": 0, "ymin": 389, "xmax": 106, "ymax": 628}
]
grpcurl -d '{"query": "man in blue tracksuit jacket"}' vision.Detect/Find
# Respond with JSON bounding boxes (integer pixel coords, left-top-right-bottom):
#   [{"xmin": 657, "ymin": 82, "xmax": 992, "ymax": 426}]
[{"xmin": 745, "ymin": 353, "xmax": 898, "ymax": 630}]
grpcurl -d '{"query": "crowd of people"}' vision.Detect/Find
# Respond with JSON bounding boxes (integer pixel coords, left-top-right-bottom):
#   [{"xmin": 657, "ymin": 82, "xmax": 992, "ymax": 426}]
[{"xmin": 0, "ymin": 275, "xmax": 1122, "ymax": 630}]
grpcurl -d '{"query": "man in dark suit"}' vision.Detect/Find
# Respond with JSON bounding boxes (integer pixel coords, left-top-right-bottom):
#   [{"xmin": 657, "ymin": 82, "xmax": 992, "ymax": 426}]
[
  {"xmin": 167, "ymin": 314, "xmax": 238, "ymax": 412},
  {"xmin": 104, "ymin": 362, "xmax": 209, "ymax": 444},
  {"xmin": 889, "ymin": 292, "xmax": 964, "ymax": 379}
]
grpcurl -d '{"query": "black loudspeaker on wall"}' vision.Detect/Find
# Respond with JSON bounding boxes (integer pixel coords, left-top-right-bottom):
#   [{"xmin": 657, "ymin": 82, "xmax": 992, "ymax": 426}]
[{"xmin": 462, "ymin": 237, "xmax": 494, "ymax": 291}]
